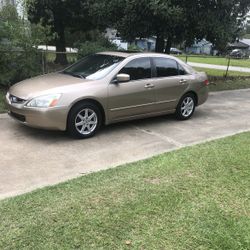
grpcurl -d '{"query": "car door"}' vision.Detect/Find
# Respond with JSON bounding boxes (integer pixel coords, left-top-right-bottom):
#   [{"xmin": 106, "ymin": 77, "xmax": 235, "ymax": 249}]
[
  {"xmin": 152, "ymin": 57, "xmax": 189, "ymax": 112},
  {"xmin": 108, "ymin": 57, "xmax": 156, "ymax": 121}
]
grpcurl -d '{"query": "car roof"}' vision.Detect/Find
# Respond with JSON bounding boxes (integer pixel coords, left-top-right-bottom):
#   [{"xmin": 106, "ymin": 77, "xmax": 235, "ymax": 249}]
[
  {"xmin": 97, "ymin": 51, "xmax": 179, "ymax": 60},
  {"xmin": 97, "ymin": 51, "xmax": 135, "ymax": 58},
  {"xmin": 96, "ymin": 51, "xmax": 195, "ymax": 74}
]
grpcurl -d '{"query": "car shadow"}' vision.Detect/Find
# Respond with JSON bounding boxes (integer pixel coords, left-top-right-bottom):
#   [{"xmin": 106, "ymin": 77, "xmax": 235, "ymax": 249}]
[{"xmin": 12, "ymin": 110, "xmax": 206, "ymax": 142}]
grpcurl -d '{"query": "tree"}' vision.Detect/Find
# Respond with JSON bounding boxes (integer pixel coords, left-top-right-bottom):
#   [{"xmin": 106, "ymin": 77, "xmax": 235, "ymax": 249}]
[
  {"xmin": 180, "ymin": 0, "xmax": 250, "ymax": 52},
  {"xmin": 94, "ymin": 0, "xmax": 183, "ymax": 52},
  {"xmin": 94, "ymin": 0, "xmax": 250, "ymax": 53},
  {"xmin": 26, "ymin": 0, "xmax": 95, "ymax": 64},
  {"xmin": 0, "ymin": 4, "xmax": 51, "ymax": 86}
]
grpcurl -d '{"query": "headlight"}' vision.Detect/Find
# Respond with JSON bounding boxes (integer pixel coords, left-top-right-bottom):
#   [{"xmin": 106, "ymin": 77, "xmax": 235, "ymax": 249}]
[{"xmin": 26, "ymin": 94, "xmax": 62, "ymax": 108}]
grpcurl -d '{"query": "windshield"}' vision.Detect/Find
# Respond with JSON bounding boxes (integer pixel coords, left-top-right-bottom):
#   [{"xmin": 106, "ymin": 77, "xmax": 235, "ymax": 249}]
[{"xmin": 63, "ymin": 54, "xmax": 124, "ymax": 80}]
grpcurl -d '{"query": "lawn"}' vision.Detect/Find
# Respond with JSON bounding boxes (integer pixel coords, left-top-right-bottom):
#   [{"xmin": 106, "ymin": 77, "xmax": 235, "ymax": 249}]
[
  {"xmin": 177, "ymin": 55, "xmax": 250, "ymax": 68},
  {"xmin": 0, "ymin": 132, "xmax": 250, "ymax": 249},
  {"xmin": 46, "ymin": 52, "xmax": 78, "ymax": 64},
  {"xmin": 193, "ymin": 67, "xmax": 250, "ymax": 91},
  {"xmin": 243, "ymin": 34, "xmax": 250, "ymax": 39},
  {"xmin": 209, "ymin": 78, "xmax": 250, "ymax": 92},
  {"xmin": 194, "ymin": 67, "xmax": 250, "ymax": 77}
]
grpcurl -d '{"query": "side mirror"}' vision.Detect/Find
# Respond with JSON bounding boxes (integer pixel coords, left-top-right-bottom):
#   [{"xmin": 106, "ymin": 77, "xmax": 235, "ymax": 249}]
[{"xmin": 115, "ymin": 73, "xmax": 130, "ymax": 83}]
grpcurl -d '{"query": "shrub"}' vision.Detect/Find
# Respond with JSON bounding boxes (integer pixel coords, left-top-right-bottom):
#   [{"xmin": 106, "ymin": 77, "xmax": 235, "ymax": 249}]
[
  {"xmin": 0, "ymin": 49, "xmax": 42, "ymax": 87},
  {"xmin": 77, "ymin": 38, "xmax": 117, "ymax": 58},
  {"xmin": 0, "ymin": 4, "xmax": 51, "ymax": 87},
  {"xmin": 128, "ymin": 44, "xmax": 142, "ymax": 51}
]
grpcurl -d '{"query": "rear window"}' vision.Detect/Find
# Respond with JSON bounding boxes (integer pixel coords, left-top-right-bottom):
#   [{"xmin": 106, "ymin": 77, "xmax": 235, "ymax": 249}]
[
  {"xmin": 153, "ymin": 58, "xmax": 190, "ymax": 77},
  {"xmin": 153, "ymin": 58, "xmax": 179, "ymax": 77}
]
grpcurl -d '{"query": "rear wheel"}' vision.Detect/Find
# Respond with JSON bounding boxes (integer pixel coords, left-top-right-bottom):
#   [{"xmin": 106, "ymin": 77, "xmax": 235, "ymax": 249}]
[
  {"xmin": 175, "ymin": 93, "xmax": 196, "ymax": 120},
  {"xmin": 67, "ymin": 102, "xmax": 102, "ymax": 139}
]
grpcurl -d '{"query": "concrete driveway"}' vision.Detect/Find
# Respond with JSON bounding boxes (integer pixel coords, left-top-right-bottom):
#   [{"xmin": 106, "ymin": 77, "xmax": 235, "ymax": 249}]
[{"xmin": 1, "ymin": 89, "xmax": 250, "ymax": 200}]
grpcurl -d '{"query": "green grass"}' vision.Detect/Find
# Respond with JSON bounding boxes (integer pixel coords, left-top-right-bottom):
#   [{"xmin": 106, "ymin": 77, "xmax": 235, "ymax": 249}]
[
  {"xmin": 193, "ymin": 67, "xmax": 250, "ymax": 91},
  {"xmin": 177, "ymin": 55, "xmax": 250, "ymax": 68},
  {"xmin": 243, "ymin": 34, "xmax": 250, "ymax": 39},
  {"xmin": 46, "ymin": 52, "xmax": 78, "ymax": 63},
  {"xmin": 0, "ymin": 89, "xmax": 6, "ymax": 113},
  {"xmin": 194, "ymin": 67, "xmax": 250, "ymax": 77},
  {"xmin": 1, "ymin": 133, "xmax": 250, "ymax": 249},
  {"xmin": 209, "ymin": 78, "xmax": 250, "ymax": 92}
]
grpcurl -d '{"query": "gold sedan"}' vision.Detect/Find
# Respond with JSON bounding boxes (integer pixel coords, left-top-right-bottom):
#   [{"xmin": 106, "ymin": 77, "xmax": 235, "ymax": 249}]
[{"xmin": 6, "ymin": 52, "xmax": 209, "ymax": 139}]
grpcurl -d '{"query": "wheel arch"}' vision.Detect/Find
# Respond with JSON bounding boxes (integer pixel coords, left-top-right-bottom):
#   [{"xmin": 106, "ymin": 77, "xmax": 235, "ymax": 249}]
[
  {"xmin": 182, "ymin": 91, "xmax": 198, "ymax": 106},
  {"xmin": 67, "ymin": 98, "xmax": 106, "ymax": 126}
]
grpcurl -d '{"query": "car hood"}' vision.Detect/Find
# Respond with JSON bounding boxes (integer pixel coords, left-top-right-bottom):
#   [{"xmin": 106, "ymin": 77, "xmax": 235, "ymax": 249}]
[{"xmin": 9, "ymin": 73, "xmax": 91, "ymax": 100}]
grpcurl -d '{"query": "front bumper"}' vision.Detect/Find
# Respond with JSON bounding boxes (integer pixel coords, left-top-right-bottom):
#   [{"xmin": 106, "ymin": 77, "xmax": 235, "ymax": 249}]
[{"xmin": 5, "ymin": 96, "xmax": 69, "ymax": 131}]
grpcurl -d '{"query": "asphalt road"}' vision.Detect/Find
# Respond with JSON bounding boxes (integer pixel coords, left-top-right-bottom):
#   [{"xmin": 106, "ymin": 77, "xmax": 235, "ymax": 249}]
[{"xmin": 1, "ymin": 89, "xmax": 250, "ymax": 200}]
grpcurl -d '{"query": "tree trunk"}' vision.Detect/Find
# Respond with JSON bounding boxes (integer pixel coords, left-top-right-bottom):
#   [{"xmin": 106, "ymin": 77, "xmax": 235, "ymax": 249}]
[
  {"xmin": 165, "ymin": 37, "xmax": 172, "ymax": 54},
  {"xmin": 54, "ymin": 16, "xmax": 68, "ymax": 65},
  {"xmin": 155, "ymin": 33, "xmax": 165, "ymax": 53}
]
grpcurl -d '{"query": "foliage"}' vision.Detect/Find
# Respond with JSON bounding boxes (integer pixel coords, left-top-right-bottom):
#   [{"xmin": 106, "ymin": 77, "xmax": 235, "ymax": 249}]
[
  {"xmin": 93, "ymin": 0, "xmax": 250, "ymax": 53},
  {"xmin": 26, "ymin": 0, "xmax": 98, "ymax": 64},
  {"xmin": 128, "ymin": 44, "xmax": 142, "ymax": 51},
  {"xmin": 183, "ymin": 0, "xmax": 250, "ymax": 52},
  {"xmin": 0, "ymin": 50, "xmax": 42, "ymax": 87},
  {"xmin": 0, "ymin": 4, "xmax": 51, "ymax": 87},
  {"xmin": 0, "ymin": 89, "xmax": 7, "ymax": 113},
  {"xmin": 77, "ymin": 37, "xmax": 117, "ymax": 58}
]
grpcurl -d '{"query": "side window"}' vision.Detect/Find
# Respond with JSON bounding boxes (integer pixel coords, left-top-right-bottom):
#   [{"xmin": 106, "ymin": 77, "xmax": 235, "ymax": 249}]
[
  {"xmin": 153, "ymin": 58, "xmax": 179, "ymax": 77},
  {"xmin": 119, "ymin": 58, "xmax": 151, "ymax": 81},
  {"xmin": 178, "ymin": 63, "xmax": 187, "ymax": 75}
]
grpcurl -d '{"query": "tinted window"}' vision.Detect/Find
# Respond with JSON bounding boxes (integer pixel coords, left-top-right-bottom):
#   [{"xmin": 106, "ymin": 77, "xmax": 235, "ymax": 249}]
[
  {"xmin": 63, "ymin": 54, "xmax": 124, "ymax": 80},
  {"xmin": 119, "ymin": 58, "xmax": 151, "ymax": 81},
  {"xmin": 153, "ymin": 58, "xmax": 179, "ymax": 77},
  {"xmin": 178, "ymin": 63, "xmax": 187, "ymax": 75}
]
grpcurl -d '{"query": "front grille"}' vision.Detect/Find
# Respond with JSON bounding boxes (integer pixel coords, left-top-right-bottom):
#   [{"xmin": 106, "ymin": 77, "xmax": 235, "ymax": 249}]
[
  {"xmin": 9, "ymin": 94, "xmax": 26, "ymax": 104},
  {"xmin": 10, "ymin": 112, "xmax": 26, "ymax": 122}
]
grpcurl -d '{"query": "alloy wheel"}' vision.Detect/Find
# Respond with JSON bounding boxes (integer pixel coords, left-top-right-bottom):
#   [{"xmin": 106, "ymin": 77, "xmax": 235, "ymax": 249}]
[
  {"xmin": 75, "ymin": 108, "xmax": 98, "ymax": 135},
  {"xmin": 181, "ymin": 97, "xmax": 194, "ymax": 117}
]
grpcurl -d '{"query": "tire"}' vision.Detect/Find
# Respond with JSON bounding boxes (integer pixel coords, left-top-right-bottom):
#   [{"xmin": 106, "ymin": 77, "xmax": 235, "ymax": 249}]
[
  {"xmin": 175, "ymin": 93, "xmax": 196, "ymax": 120},
  {"xmin": 67, "ymin": 102, "xmax": 102, "ymax": 139}
]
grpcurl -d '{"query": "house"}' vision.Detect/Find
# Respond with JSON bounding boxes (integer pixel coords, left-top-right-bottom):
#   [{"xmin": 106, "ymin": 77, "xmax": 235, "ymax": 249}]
[
  {"xmin": 104, "ymin": 28, "xmax": 128, "ymax": 50},
  {"xmin": 134, "ymin": 37, "xmax": 156, "ymax": 51},
  {"xmin": 185, "ymin": 39, "xmax": 213, "ymax": 55},
  {"xmin": 228, "ymin": 39, "xmax": 250, "ymax": 56}
]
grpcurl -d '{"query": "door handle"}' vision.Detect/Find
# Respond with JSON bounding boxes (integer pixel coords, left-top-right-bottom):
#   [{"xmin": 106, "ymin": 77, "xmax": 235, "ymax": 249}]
[
  {"xmin": 179, "ymin": 79, "xmax": 187, "ymax": 84},
  {"xmin": 144, "ymin": 83, "xmax": 155, "ymax": 89}
]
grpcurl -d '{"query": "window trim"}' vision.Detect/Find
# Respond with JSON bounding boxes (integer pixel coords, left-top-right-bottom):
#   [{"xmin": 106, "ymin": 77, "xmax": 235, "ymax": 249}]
[{"xmin": 177, "ymin": 62, "xmax": 188, "ymax": 76}]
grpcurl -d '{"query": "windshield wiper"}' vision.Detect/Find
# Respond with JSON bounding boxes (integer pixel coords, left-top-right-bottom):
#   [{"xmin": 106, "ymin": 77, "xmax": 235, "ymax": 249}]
[{"xmin": 62, "ymin": 71, "xmax": 85, "ymax": 79}]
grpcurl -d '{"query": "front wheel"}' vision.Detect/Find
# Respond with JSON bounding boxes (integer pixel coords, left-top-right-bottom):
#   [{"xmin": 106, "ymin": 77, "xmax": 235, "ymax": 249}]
[
  {"xmin": 175, "ymin": 93, "xmax": 196, "ymax": 120},
  {"xmin": 67, "ymin": 102, "xmax": 102, "ymax": 139}
]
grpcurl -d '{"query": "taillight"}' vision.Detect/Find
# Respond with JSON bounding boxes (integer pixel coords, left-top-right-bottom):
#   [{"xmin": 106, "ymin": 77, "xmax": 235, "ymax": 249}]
[{"xmin": 204, "ymin": 79, "xmax": 209, "ymax": 86}]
